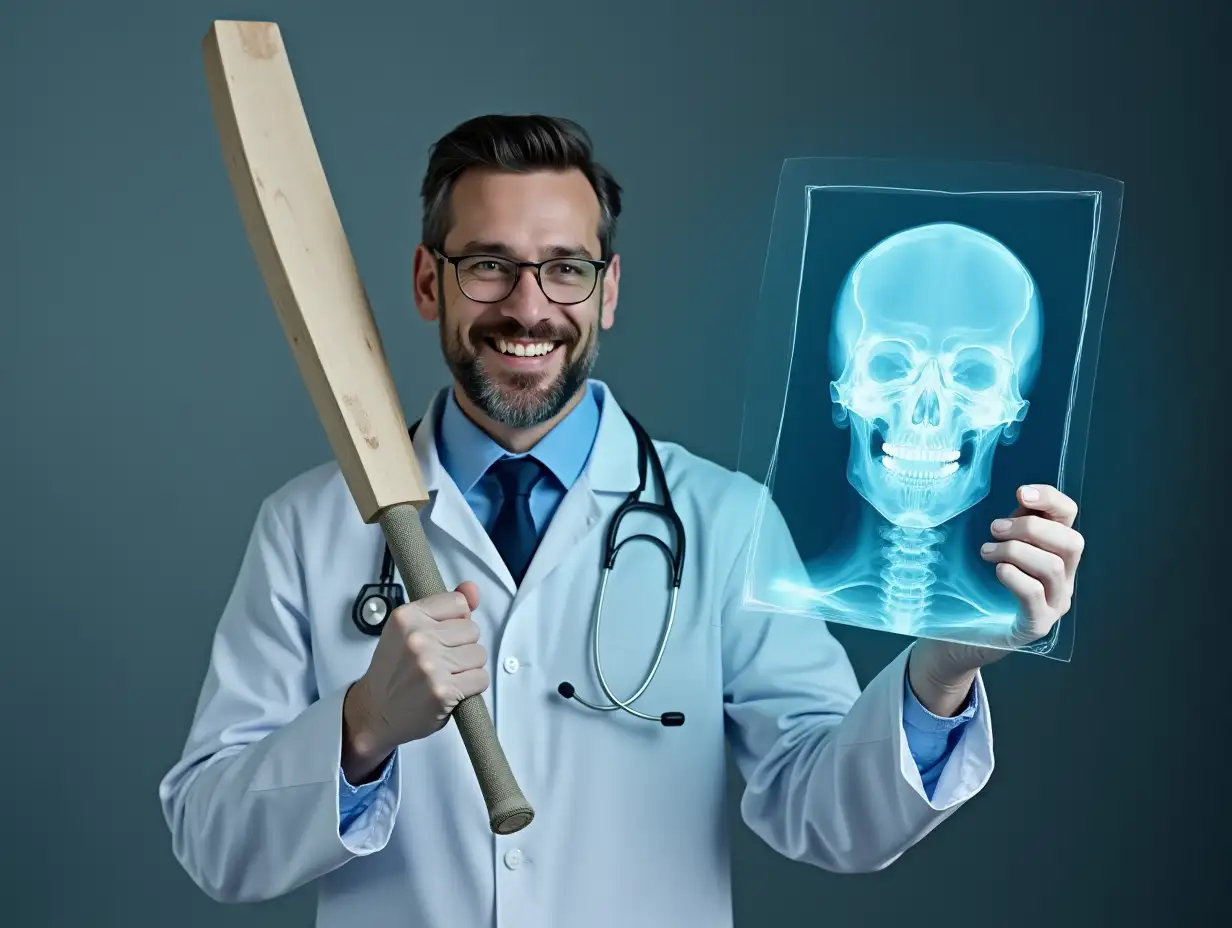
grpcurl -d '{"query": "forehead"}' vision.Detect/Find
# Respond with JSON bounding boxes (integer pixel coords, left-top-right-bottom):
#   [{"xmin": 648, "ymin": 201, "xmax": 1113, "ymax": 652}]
[
  {"xmin": 847, "ymin": 225, "xmax": 1035, "ymax": 344},
  {"xmin": 443, "ymin": 167, "xmax": 602, "ymax": 257}
]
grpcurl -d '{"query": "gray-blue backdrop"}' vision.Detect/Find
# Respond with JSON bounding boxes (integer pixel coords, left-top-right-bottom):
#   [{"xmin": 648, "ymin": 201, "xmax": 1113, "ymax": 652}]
[{"xmin": 2, "ymin": 0, "xmax": 1225, "ymax": 925}]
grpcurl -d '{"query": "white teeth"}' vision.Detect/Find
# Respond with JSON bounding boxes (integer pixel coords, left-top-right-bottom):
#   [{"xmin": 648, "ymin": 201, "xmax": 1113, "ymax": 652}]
[
  {"xmin": 495, "ymin": 339, "xmax": 555, "ymax": 357},
  {"xmin": 881, "ymin": 457, "xmax": 960, "ymax": 479},
  {"xmin": 882, "ymin": 443, "xmax": 960, "ymax": 463},
  {"xmin": 880, "ymin": 441, "xmax": 961, "ymax": 481}
]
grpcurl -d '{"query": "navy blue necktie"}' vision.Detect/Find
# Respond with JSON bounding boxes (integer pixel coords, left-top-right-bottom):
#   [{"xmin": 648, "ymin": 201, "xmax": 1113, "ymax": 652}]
[{"xmin": 488, "ymin": 456, "xmax": 545, "ymax": 585}]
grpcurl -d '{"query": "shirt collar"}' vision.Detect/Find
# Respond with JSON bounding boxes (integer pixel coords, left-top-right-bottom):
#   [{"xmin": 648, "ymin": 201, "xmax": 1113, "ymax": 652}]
[{"xmin": 435, "ymin": 381, "xmax": 602, "ymax": 495}]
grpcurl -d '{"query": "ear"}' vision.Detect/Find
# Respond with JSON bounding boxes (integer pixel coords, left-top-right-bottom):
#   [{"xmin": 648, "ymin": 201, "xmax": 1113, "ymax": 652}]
[
  {"xmin": 412, "ymin": 244, "xmax": 441, "ymax": 322},
  {"xmin": 599, "ymin": 253, "xmax": 620, "ymax": 329}
]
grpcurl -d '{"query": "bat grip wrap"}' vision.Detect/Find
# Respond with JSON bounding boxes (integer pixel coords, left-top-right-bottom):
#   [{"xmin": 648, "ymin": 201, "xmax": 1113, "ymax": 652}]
[{"xmin": 378, "ymin": 502, "xmax": 535, "ymax": 836}]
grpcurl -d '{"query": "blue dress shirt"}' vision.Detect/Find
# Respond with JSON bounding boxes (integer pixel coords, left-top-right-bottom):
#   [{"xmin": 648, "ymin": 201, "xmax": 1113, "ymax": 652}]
[{"xmin": 339, "ymin": 383, "xmax": 975, "ymax": 830}]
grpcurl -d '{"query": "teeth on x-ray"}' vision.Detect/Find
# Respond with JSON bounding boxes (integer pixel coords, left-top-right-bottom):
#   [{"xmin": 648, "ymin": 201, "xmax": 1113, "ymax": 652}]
[
  {"xmin": 881, "ymin": 443, "xmax": 961, "ymax": 463},
  {"xmin": 881, "ymin": 457, "xmax": 960, "ymax": 479}
]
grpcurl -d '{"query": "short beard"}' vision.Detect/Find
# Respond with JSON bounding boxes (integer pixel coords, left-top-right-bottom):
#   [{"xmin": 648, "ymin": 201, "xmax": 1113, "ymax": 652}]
[{"xmin": 441, "ymin": 310, "xmax": 598, "ymax": 429}]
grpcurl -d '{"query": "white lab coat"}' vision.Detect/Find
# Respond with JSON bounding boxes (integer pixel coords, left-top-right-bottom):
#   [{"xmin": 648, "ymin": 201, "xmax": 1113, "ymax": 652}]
[{"xmin": 159, "ymin": 381, "xmax": 994, "ymax": 928}]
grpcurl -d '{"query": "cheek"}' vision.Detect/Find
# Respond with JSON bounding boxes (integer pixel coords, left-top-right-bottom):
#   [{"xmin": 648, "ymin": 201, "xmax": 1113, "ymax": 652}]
[
  {"xmin": 959, "ymin": 393, "xmax": 1010, "ymax": 429},
  {"xmin": 846, "ymin": 379, "xmax": 904, "ymax": 417},
  {"xmin": 443, "ymin": 299, "xmax": 484, "ymax": 337},
  {"xmin": 565, "ymin": 305, "xmax": 599, "ymax": 338}
]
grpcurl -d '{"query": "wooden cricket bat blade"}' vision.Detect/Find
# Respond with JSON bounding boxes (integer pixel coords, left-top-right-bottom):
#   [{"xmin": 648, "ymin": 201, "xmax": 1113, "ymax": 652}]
[
  {"xmin": 200, "ymin": 19, "xmax": 535, "ymax": 836},
  {"xmin": 201, "ymin": 19, "xmax": 424, "ymax": 524}
]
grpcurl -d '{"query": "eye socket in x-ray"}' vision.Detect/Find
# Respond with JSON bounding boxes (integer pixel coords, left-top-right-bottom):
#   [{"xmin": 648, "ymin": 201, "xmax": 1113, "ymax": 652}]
[{"xmin": 736, "ymin": 159, "xmax": 1123, "ymax": 662}]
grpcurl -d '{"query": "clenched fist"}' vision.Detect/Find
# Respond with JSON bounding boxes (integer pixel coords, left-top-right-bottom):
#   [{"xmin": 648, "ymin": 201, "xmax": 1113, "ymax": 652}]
[{"xmin": 341, "ymin": 581, "xmax": 489, "ymax": 783}]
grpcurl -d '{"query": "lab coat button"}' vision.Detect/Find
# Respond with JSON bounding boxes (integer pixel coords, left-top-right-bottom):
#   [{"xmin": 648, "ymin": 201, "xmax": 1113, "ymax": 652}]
[
  {"xmin": 503, "ymin": 848, "xmax": 523, "ymax": 869},
  {"xmin": 503, "ymin": 657, "xmax": 520, "ymax": 674}
]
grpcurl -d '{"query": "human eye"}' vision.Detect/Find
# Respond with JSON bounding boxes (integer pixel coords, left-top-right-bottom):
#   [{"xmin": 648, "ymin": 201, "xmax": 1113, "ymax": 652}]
[{"xmin": 460, "ymin": 257, "xmax": 512, "ymax": 278}]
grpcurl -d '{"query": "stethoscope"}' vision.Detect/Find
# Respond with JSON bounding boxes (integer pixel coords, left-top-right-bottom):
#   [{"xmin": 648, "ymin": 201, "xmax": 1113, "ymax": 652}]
[{"xmin": 350, "ymin": 413, "xmax": 688, "ymax": 727}]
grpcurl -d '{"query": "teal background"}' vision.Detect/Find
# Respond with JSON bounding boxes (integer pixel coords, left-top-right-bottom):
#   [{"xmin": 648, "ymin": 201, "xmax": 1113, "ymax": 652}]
[{"xmin": 1, "ymin": 0, "xmax": 1225, "ymax": 924}]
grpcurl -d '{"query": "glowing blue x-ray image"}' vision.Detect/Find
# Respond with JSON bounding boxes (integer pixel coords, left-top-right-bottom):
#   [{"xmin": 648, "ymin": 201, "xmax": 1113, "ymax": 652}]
[
  {"xmin": 830, "ymin": 222, "xmax": 1041, "ymax": 533},
  {"xmin": 737, "ymin": 159, "xmax": 1123, "ymax": 661}
]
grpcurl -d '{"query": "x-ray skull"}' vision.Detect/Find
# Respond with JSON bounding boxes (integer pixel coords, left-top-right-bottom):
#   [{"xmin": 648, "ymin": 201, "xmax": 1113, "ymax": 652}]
[{"xmin": 829, "ymin": 222, "xmax": 1043, "ymax": 530}]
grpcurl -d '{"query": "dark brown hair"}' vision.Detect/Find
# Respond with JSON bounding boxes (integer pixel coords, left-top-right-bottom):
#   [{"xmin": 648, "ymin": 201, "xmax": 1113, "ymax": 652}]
[{"xmin": 419, "ymin": 114, "xmax": 623, "ymax": 260}]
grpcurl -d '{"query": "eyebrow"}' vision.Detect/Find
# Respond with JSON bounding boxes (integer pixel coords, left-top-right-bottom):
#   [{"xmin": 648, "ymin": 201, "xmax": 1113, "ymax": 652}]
[{"xmin": 456, "ymin": 240, "xmax": 597, "ymax": 261}]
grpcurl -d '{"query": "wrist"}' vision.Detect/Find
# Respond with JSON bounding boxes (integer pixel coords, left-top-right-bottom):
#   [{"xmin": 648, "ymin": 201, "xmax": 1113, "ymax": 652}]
[
  {"xmin": 341, "ymin": 679, "xmax": 393, "ymax": 783},
  {"xmin": 908, "ymin": 641, "xmax": 979, "ymax": 718}
]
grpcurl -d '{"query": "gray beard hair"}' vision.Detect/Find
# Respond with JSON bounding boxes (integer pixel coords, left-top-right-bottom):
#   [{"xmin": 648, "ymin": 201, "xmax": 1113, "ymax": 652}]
[{"xmin": 442, "ymin": 320, "xmax": 599, "ymax": 429}]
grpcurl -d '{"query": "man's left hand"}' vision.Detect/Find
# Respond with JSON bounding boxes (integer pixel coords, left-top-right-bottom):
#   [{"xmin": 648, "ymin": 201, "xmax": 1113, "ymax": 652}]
[
  {"xmin": 909, "ymin": 484, "xmax": 1083, "ymax": 707},
  {"xmin": 978, "ymin": 483, "xmax": 1083, "ymax": 650}
]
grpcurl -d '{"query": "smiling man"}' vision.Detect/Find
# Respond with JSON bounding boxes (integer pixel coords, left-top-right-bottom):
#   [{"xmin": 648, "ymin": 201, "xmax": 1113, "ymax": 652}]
[
  {"xmin": 422, "ymin": 159, "xmax": 615, "ymax": 446},
  {"xmin": 160, "ymin": 114, "xmax": 1087, "ymax": 928}
]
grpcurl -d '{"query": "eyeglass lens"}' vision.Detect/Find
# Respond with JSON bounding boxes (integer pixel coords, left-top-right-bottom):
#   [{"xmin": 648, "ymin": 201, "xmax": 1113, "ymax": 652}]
[{"xmin": 454, "ymin": 256, "xmax": 598, "ymax": 304}]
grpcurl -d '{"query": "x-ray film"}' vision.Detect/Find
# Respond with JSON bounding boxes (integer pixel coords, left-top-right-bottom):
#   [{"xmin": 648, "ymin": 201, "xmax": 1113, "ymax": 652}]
[{"xmin": 737, "ymin": 158, "xmax": 1122, "ymax": 661}]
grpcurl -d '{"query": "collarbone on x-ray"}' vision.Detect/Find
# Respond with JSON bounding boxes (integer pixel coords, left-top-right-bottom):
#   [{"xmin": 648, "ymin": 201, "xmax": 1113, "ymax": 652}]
[{"xmin": 813, "ymin": 221, "xmax": 1041, "ymax": 640}]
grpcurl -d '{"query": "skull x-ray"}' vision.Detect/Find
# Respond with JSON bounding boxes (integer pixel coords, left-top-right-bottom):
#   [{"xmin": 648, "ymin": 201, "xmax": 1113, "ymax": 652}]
[{"xmin": 737, "ymin": 158, "xmax": 1122, "ymax": 660}]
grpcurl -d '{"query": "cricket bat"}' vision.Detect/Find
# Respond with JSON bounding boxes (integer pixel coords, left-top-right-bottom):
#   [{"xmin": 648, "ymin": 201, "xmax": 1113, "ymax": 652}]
[{"xmin": 200, "ymin": 19, "xmax": 534, "ymax": 836}]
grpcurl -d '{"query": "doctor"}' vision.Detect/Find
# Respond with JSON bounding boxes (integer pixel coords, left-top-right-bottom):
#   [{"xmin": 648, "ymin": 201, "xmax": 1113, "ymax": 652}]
[{"xmin": 159, "ymin": 114, "xmax": 1085, "ymax": 927}]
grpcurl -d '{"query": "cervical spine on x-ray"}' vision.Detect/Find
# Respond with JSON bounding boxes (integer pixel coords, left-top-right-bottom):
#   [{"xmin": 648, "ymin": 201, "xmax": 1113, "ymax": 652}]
[{"xmin": 828, "ymin": 222, "xmax": 1043, "ymax": 627}]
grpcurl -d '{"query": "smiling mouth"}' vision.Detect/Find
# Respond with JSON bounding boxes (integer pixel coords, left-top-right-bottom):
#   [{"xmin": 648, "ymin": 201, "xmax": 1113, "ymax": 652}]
[
  {"xmin": 871, "ymin": 433, "xmax": 973, "ymax": 480},
  {"xmin": 484, "ymin": 337, "xmax": 562, "ymax": 358}
]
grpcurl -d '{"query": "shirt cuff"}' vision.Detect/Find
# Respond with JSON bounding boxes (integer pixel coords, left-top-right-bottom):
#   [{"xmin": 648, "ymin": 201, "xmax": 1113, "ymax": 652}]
[
  {"xmin": 903, "ymin": 669, "xmax": 979, "ymax": 733},
  {"xmin": 338, "ymin": 751, "xmax": 396, "ymax": 828}
]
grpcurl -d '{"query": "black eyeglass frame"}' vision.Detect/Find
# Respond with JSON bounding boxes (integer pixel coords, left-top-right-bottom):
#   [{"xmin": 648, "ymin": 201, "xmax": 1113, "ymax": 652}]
[{"xmin": 433, "ymin": 248, "xmax": 608, "ymax": 305}]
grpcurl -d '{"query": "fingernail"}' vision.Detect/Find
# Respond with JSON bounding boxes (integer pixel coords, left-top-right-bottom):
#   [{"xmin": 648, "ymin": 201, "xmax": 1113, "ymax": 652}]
[
  {"xmin": 991, "ymin": 519, "xmax": 1012, "ymax": 534},
  {"xmin": 1020, "ymin": 486, "xmax": 1039, "ymax": 502},
  {"xmin": 981, "ymin": 542, "xmax": 996, "ymax": 554}
]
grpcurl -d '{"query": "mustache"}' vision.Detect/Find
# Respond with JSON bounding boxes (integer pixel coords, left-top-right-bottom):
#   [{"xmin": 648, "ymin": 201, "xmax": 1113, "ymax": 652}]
[{"xmin": 470, "ymin": 319, "xmax": 579, "ymax": 343}]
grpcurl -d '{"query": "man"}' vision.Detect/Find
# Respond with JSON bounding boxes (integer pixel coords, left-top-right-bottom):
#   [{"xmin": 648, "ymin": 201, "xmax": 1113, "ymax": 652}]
[{"xmin": 159, "ymin": 115, "xmax": 1085, "ymax": 927}]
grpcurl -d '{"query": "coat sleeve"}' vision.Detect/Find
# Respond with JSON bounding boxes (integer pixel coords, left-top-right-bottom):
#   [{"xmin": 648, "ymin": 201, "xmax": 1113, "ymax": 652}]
[
  {"xmin": 157, "ymin": 496, "xmax": 402, "ymax": 903},
  {"xmin": 720, "ymin": 477, "xmax": 995, "ymax": 874}
]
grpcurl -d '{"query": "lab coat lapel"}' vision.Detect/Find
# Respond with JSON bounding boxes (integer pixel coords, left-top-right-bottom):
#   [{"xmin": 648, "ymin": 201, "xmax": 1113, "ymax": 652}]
[
  {"xmin": 511, "ymin": 476, "xmax": 603, "ymax": 600},
  {"xmin": 512, "ymin": 384, "xmax": 642, "ymax": 605},
  {"xmin": 404, "ymin": 383, "xmax": 644, "ymax": 601},
  {"xmin": 408, "ymin": 391, "xmax": 514, "ymax": 592}
]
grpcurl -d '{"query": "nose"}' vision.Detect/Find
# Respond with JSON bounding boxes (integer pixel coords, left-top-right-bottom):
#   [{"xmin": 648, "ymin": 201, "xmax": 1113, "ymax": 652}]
[
  {"xmin": 911, "ymin": 361, "xmax": 944, "ymax": 427},
  {"xmin": 499, "ymin": 265, "xmax": 552, "ymax": 325}
]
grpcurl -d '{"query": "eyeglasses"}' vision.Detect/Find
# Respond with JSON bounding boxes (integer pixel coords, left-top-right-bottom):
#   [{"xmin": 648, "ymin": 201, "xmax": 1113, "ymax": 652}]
[{"xmin": 434, "ymin": 249, "xmax": 606, "ymax": 305}]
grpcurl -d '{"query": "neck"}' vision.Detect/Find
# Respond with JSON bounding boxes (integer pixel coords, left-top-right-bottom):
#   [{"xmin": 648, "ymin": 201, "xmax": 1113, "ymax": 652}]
[
  {"xmin": 451, "ymin": 381, "xmax": 587, "ymax": 454},
  {"xmin": 847, "ymin": 498, "xmax": 950, "ymax": 635}
]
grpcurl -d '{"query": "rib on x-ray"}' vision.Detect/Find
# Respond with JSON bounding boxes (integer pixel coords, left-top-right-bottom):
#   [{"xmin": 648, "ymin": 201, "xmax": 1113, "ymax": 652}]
[{"xmin": 736, "ymin": 158, "xmax": 1122, "ymax": 661}]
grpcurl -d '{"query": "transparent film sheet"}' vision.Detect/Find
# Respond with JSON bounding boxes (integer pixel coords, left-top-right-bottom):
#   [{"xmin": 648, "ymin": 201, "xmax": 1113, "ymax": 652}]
[{"xmin": 737, "ymin": 158, "xmax": 1122, "ymax": 662}]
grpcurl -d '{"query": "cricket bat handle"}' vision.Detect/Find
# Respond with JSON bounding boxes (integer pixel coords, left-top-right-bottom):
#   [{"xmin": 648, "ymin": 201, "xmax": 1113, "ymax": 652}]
[{"xmin": 378, "ymin": 501, "xmax": 535, "ymax": 835}]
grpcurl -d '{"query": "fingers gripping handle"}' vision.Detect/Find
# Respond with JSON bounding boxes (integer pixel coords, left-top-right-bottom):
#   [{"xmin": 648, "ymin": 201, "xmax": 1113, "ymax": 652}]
[{"xmin": 377, "ymin": 502, "xmax": 535, "ymax": 835}]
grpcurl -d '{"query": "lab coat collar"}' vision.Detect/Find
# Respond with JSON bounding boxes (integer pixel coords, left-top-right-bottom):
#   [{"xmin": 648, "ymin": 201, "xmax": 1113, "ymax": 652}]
[
  {"xmin": 408, "ymin": 379, "xmax": 641, "ymax": 596},
  {"xmin": 410, "ymin": 379, "xmax": 640, "ymax": 496},
  {"xmin": 435, "ymin": 382, "xmax": 601, "ymax": 497}
]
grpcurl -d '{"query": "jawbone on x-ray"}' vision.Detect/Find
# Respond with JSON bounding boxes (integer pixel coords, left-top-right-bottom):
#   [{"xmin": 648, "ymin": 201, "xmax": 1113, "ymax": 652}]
[{"xmin": 738, "ymin": 159, "xmax": 1122, "ymax": 660}]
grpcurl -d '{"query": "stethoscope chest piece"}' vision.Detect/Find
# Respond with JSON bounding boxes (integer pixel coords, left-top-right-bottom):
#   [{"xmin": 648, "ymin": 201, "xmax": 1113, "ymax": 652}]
[{"xmin": 351, "ymin": 582, "xmax": 406, "ymax": 637}]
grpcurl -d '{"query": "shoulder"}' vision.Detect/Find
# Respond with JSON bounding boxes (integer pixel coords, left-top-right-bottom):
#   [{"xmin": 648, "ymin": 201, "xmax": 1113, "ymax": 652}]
[
  {"xmin": 653, "ymin": 438, "xmax": 762, "ymax": 508},
  {"xmin": 652, "ymin": 436, "xmax": 783, "ymax": 554},
  {"xmin": 250, "ymin": 458, "xmax": 357, "ymax": 544},
  {"xmin": 651, "ymin": 435, "xmax": 810, "ymax": 610}
]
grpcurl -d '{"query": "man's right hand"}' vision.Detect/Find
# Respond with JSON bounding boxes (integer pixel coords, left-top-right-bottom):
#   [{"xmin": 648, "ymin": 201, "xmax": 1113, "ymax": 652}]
[{"xmin": 341, "ymin": 581, "xmax": 489, "ymax": 783}]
